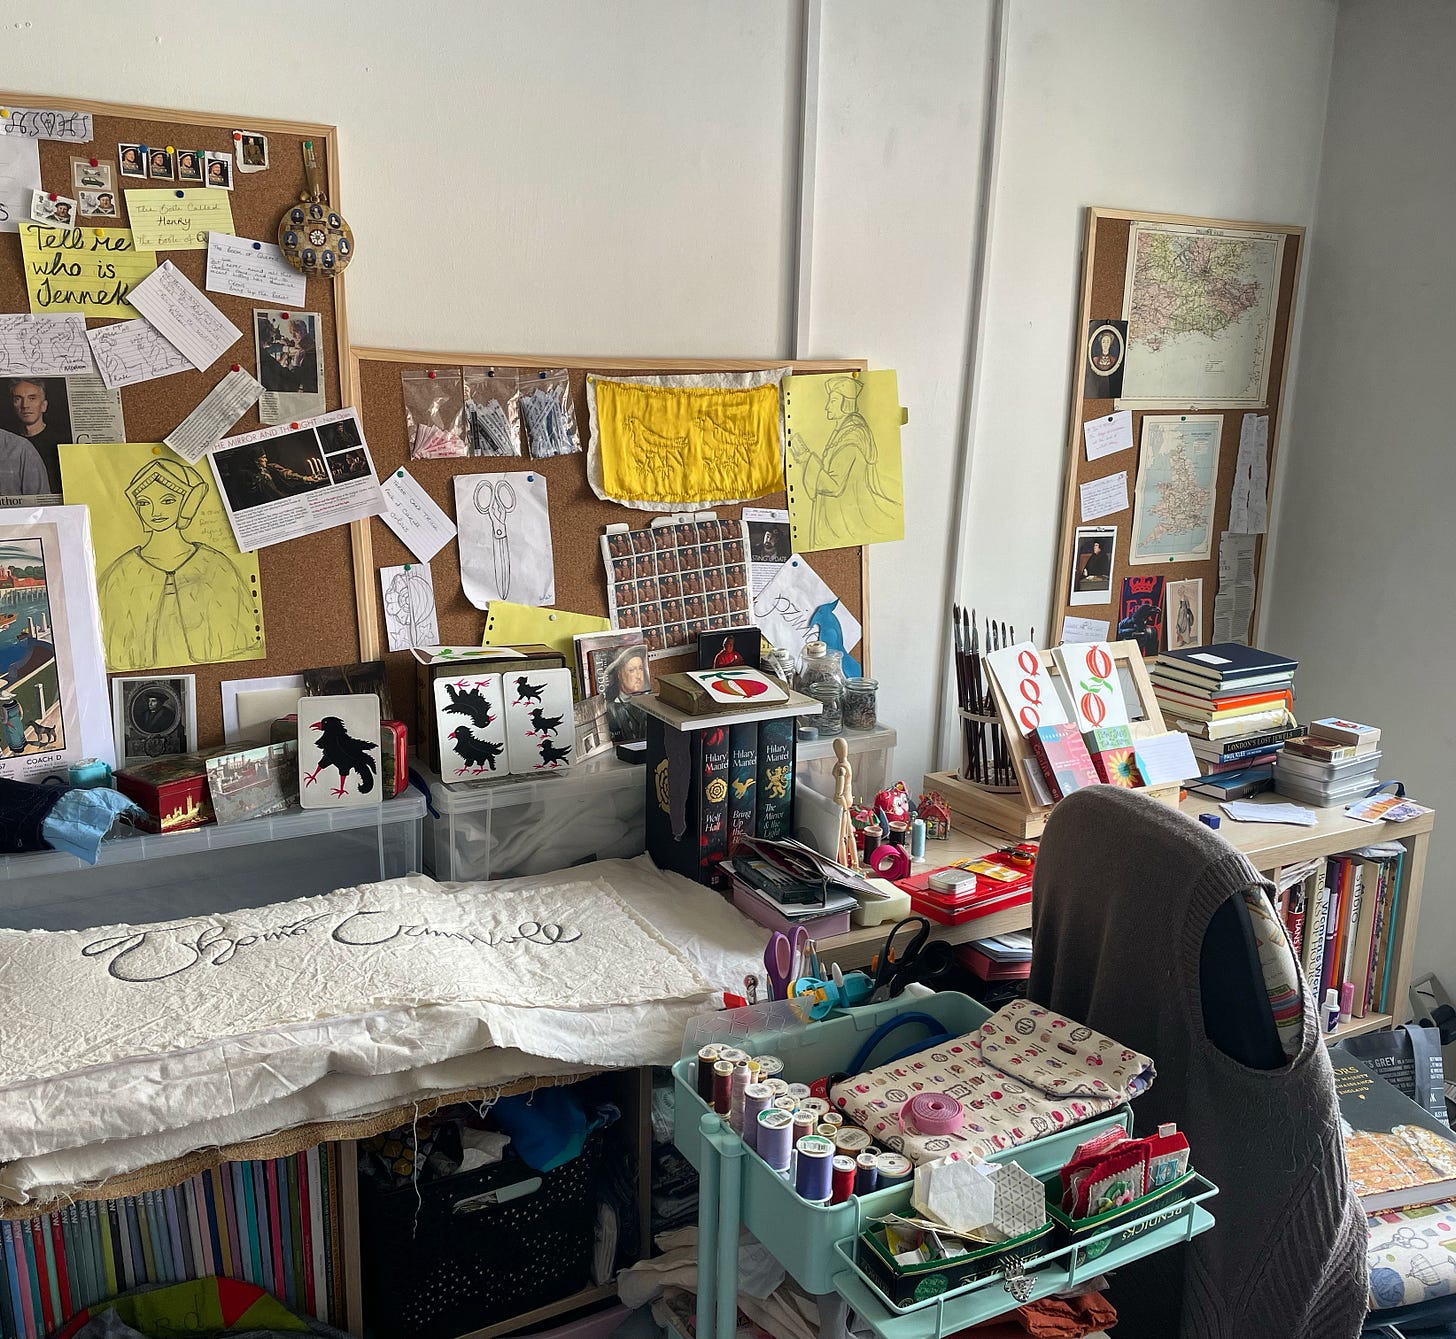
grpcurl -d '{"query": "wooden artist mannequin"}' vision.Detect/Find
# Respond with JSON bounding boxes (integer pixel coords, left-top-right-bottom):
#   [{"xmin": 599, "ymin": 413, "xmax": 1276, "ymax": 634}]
[{"xmin": 832, "ymin": 737, "xmax": 858, "ymax": 869}]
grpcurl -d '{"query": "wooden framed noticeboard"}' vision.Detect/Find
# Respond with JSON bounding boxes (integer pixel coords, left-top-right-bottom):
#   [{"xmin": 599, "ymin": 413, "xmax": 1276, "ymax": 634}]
[
  {"xmin": 351, "ymin": 348, "xmax": 871, "ymax": 737},
  {"xmin": 0, "ymin": 92, "xmax": 353, "ymax": 748},
  {"xmin": 1051, "ymin": 207, "xmax": 1304, "ymax": 654}
]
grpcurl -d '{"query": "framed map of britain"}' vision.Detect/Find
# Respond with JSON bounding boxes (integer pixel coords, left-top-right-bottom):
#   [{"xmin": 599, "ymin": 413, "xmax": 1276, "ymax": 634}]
[{"xmin": 1119, "ymin": 221, "xmax": 1284, "ymax": 410}]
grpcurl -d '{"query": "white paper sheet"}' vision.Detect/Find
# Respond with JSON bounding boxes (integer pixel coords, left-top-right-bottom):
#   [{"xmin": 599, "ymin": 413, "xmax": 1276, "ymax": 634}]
[
  {"xmin": 2, "ymin": 108, "xmax": 93, "ymax": 142},
  {"xmin": 744, "ymin": 505, "xmax": 791, "ymax": 595},
  {"xmin": 1221, "ymin": 800, "xmax": 1318, "ymax": 827},
  {"xmin": 164, "ymin": 366, "xmax": 264, "ymax": 462},
  {"xmin": 221, "ymin": 674, "xmax": 305, "ymax": 746},
  {"xmin": 1212, "ymin": 530, "xmax": 1258, "ymax": 644},
  {"xmin": 0, "ymin": 134, "xmax": 41, "ymax": 234},
  {"xmin": 0, "ymin": 313, "xmax": 90, "ymax": 374},
  {"xmin": 1079, "ymin": 471, "xmax": 1129, "ymax": 521},
  {"xmin": 64, "ymin": 373, "xmax": 126, "ymax": 442},
  {"xmin": 126, "ymin": 260, "xmax": 242, "ymax": 372},
  {"xmin": 85, "ymin": 318, "xmax": 189, "ymax": 389},
  {"xmin": 379, "ymin": 466, "xmax": 456, "ymax": 563},
  {"xmin": 1229, "ymin": 413, "xmax": 1269, "ymax": 534},
  {"xmin": 380, "ymin": 563, "xmax": 439, "ymax": 651},
  {"xmin": 208, "ymin": 407, "xmax": 383, "ymax": 550},
  {"xmin": 204, "ymin": 232, "xmax": 306, "ymax": 306},
  {"xmin": 752, "ymin": 554, "xmax": 864, "ymax": 671},
  {"xmin": 985, "ymin": 641, "xmax": 1071, "ymax": 735},
  {"xmin": 1061, "ymin": 615, "xmax": 1110, "ymax": 643},
  {"xmin": 1083, "ymin": 410, "xmax": 1133, "ymax": 463},
  {"xmin": 454, "ymin": 471, "xmax": 555, "ymax": 609},
  {"xmin": 1131, "ymin": 731, "xmax": 1198, "ymax": 786}
]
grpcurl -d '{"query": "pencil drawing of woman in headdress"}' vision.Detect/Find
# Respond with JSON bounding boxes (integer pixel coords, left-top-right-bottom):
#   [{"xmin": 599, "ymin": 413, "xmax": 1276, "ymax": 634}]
[{"xmin": 99, "ymin": 458, "xmax": 257, "ymax": 670}]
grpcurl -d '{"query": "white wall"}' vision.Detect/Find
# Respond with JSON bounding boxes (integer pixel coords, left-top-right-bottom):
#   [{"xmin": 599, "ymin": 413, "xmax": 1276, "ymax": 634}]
[
  {"xmin": 3, "ymin": 1, "xmax": 1344, "ymax": 796},
  {"xmin": 1263, "ymin": 0, "xmax": 1456, "ymax": 985},
  {"xmin": 960, "ymin": 0, "xmax": 1338, "ymax": 766}
]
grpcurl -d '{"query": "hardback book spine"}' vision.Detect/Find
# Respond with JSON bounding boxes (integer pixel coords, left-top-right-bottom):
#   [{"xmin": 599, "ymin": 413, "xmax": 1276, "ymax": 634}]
[
  {"xmin": 297, "ymin": 1152, "xmax": 316, "ymax": 1320},
  {"xmin": 755, "ymin": 717, "xmax": 795, "ymax": 839},
  {"xmin": 699, "ymin": 726, "xmax": 730, "ymax": 879},
  {"xmin": 0, "ymin": 1222, "xmax": 18, "ymax": 1339},
  {"xmin": 1379, "ymin": 848, "xmax": 1407, "ymax": 1015},
  {"xmin": 24, "ymin": 1215, "xmax": 46, "ymax": 1337},
  {"xmin": 1341, "ymin": 864, "xmax": 1365, "ymax": 991},
  {"xmin": 727, "ymin": 721, "xmax": 758, "ymax": 854},
  {"xmin": 1027, "ymin": 730, "xmax": 1065, "ymax": 802}
]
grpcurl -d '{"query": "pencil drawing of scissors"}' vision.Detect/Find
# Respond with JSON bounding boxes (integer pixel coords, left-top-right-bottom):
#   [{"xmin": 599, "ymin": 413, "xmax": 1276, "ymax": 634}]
[{"xmin": 473, "ymin": 478, "xmax": 517, "ymax": 598}]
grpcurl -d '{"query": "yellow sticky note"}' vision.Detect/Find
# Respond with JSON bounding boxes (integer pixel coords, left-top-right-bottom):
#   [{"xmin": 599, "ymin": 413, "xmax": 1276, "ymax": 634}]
[
  {"xmin": 593, "ymin": 379, "xmax": 783, "ymax": 506},
  {"xmin": 784, "ymin": 370, "xmax": 905, "ymax": 551},
  {"xmin": 20, "ymin": 224, "xmax": 157, "ymax": 318},
  {"xmin": 483, "ymin": 602, "xmax": 610, "ymax": 695},
  {"xmin": 123, "ymin": 188, "xmax": 235, "ymax": 250},
  {"xmin": 60, "ymin": 442, "xmax": 265, "ymax": 673}
]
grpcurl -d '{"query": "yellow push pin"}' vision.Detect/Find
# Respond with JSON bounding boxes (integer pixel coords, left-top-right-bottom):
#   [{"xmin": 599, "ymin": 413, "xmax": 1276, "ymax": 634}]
[{"xmin": 166, "ymin": 145, "xmax": 174, "ymax": 155}]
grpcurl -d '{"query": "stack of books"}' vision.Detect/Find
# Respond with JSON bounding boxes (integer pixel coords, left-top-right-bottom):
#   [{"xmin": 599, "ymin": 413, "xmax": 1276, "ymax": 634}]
[
  {"xmin": 1274, "ymin": 717, "xmax": 1382, "ymax": 807},
  {"xmin": 1272, "ymin": 844, "xmax": 1406, "ymax": 1022},
  {"xmin": 1150, "ymin": 644, "xmax": 1301, "ymax": 800}
]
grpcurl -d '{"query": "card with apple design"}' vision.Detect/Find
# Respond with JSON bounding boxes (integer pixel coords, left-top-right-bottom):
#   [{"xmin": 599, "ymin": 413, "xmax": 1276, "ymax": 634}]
[{"xmin": 684, "ymin": 667, "xmax": 788, "ymax": 705}]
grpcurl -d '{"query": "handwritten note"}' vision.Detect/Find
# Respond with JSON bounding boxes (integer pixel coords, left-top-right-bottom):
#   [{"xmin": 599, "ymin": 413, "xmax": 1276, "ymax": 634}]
[
  {"xmin": 1083, "ymin": 409, "xmax": 1133, "ymax": 463},
  {"xmin": 1, "ymin": 107, "xmax": 93, "ymax": 142},
  {"xmin": 0, "ymin": 313, "xmax": 92, "ymax": 376},
  {"xmin": 1079, "ymin": 471, "xmax": 1129, "ymax": 521},
  {"xmin": 1061, "ymin": 615, "xmax": 1110, "ymax": 643},
  {"xmin": 20, "ymin": 224, "xmax": 157, "ymax": 317},
  {"xmin": 165, "ymin": 366, "xmax": 264, "ymax": 462},
  {"xmin": 1230, "ymin": 413, "xmax": 1269, "ymax": 534},
  {"xmin": 379, "ymin": 467, "xmax": 457, "ymax": 563},
  {"xmin": 124, "ymin": 189, "xmax": 236, "ymax": 251},
  {"xmin": 86, "ymin": 319, "xmax": 189, "ymax": 389},
  {"xmin": 0, "ymin": 135, "xmax": 40, "ymax": 234},
  {"xmin": 205, "ymin": 232, "xmax": 306, "ymax": 305},
  {"xmin": 126, "ymin": 260, "xmax": 242, "ymax": 372}
]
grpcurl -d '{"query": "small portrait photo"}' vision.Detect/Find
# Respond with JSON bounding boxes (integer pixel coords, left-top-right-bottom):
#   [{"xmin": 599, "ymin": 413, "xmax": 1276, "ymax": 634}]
[
  {"xmin": 113, "ymin": 675, "xmax": 197, "ymax": 765},
  {"xmin": 612, "ymin": 556, "xmax": 634, "ymax": 584},
  {"xmin": 595, "ymin": 641, "xmax": 653, "ymax": 745},
  {"xmin": 633, "ymin": 554, "xmax": 653, "ymax": 580},
  {"xmin": 721, "ymin": 536, "xmax": 745, "ymax": 565},
  {"xmin": 680, "ymin": 570, "xmax": 703, "ymax": 598},
  {"xmin": 638, "ymin": 577, "xmax": 659, "ymax": 604},
  {"xmin": 325, "ymin": 448, "xmax": 371, "ymax": 483},
  {"xmin": 118, "ymin": 144, "xmax": 147, "ymax": 178},
  {"xmin": 653, "ymin": 545, "xmax": 678, "ymax": 575},
  {"xmin": 1165, "ymin": 577, "xmax": 1204, "ymax": 653},
  {"xmin": 728, "ymin": 588, "xmax": 749, "ymax": 614},
  {"xmin": 659, "ymin": 572, "xmax": 681, "ymax": 601},
  {"xmin": 673, "ymin": 522, "xmax": 696, "ymax": 549},
  {"xmin": 694, "ymin": 519, "xmax": 722, "ymax": 546},
  {"xmin": 1070, "ymin": 524, "xmax": 1117, "ymax": 606},
  {"xmin": 30, "ymin": 191, "xmax": 77, "ymax": 228},
  {"xmin": 71, "ymin": 158, "xmax": 112, "ymax": 192},
  {"xmin": 176, "ymin": 149, "xmax": 204, "ymax": 183},
  {"xmin": 698, "ymin": 625, "xmax": 762, "ymax": 671},
  {"xmin": 255, "ymin": 311, "xmax": 320, "ymax": 396},
  {"xmin": 703, "ymin": 567, "xmax": 725, "ymax": 593},
  {"xmin": 682, "ymin": 593, "xmax": 708, "ymax": 623},
  {"xmin": 659, "ymin": 597, "xmax": 685, "ymax": 627},
  {"xmin": 205, "ymin": 151, "xmax": 233, "ymax": 190},
  {"xmin": 616, "ymin": 605, "xmax": 640, "ymax": 629},
  {"xmin": 3, "ymin": 375, "xmax": 73, "ymax": 496},
  {"xmin": 317, "ymin": 415, "xmax": 362, "ymax": 455},
  {"xmin": 213, "ymin": 429, "xmax": 330, "ymax": 513},
  {"xmin": 643, "ymin": 625, "xmax": 665, "ymax": 653},
  {"xmin": 147, "ymin": 146, "xmax": 174, "ymax": 180},
  {"xmin": 629, "ymin": 528, "xmax": 652, "ymax": 554},
  {"xmin": 706, "ymin": 592, "xmax": 729, "ymax": 620},
  {"xmin": 701, "ymin": 542, "xmax": 723, "ymax": 568},
  {"xmin": 748, "ymin": 516, "xmax": 790, "ymax": 563},
  {"xmin": 616, "ymin": 580, "xmax": 639, "ymax": 607},
  {"xmin": 1083, "ymin": 319, "xmax": 1128, "ymax": 399},
  {"xmin": 78, "ymin": 189, "xmax": 118, "ymax": 219},
  {"xmin": 606, "ymin": 531, "xmax": 630, "ymax": 559},
  {"xmin": 725, "ymin": 563, "xmax": 746, "ymax": 589},
  {"xmin": 653, "ymin": 525, "xmax": 676, "ymax": 552},
  {"xmin": 238, "ymin": 132, "xmax": 269, "ymax": 169}
]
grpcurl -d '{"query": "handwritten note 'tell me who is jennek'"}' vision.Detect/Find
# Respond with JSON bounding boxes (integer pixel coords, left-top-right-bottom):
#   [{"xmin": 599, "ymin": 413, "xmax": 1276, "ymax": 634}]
[{"xmin": 19, "ymin": 223, "xmax": 157, "ymax": 317}]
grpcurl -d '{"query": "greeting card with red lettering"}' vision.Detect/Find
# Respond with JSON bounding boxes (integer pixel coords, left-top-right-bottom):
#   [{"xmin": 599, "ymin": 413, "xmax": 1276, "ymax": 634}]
[
  {"xmin": 985, "ymin": 642, "xmax": 1071, "ymax": 737},
  {"xmin": 1052, "ymin": 641, "xmax": 1131, "ymax": 732}
]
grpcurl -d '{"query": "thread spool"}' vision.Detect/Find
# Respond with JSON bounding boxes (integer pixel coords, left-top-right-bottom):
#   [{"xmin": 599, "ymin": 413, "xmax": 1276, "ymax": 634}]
[
  {"xmin": 764, "ymin": 1078, "xmax": 791, "ymax": 1096},
  {"xmin": 718, "ymin": 1047, "xmax": 749, "ymax": 1065},
  {"xmin": 911, "ymin": 818, "xmax": 927, "ymax": 860},
  {"xmin": 795, "ymin": 1135, "xmax": 836, "ymax": 1202},
  {"xmin": 876, "ymin": 1151, "xmax": 913, "ymax": 1185},
  {"xmin": 831, "ymin": 1154, "xmax": 857, "ymax": 1205},
  {"xmin": 798, "ymin": 1097, "xmax": 830, "ymax": 1120},
  {"xmin": 712, "ymin": 1059, "xmax": 734, "ymax": 1115},
  {"xmin": 695, "ymin": 1045, "xmax": 722, "ymax": 1102},
  {"xmin": 728, "ymin": 1062, "xmax": 753, "ymax": 1132},
  {"xmin": 742, "ymin": 1082, "xmax": 774, "ymax": 1149},
  {"xmin": 817, "ymin": 1123, "xmax": 838, "ymax": 1137},
  {"xmin": 833, "ymin": 1126, "xmax": 872, "ymax": 1155},
  {"xmin": 819, "ymin": 1111, "xmax": 844, "ymax": 1129},
  {"xmin": 793, "ymin": 1111, "xmax": 816, "ymax": 1142},
  {"xmin": 855, "ymin": 1151, "xmax": 881, "ymax": 1195},
  {"xmin": 774, "ymin": 1096, "xmax": 799, "ymax": 1113},
  {"xmin": 752, "ymin": 1055, "xmax": 785, "ymax": 1079},
  {"xmin": 757, "ymin": 1109, "xmax": 794, "ymax": 1173},
  {"xmin": 786, "ymin": 1083, "xmax": 812, "ymax": 1101}
]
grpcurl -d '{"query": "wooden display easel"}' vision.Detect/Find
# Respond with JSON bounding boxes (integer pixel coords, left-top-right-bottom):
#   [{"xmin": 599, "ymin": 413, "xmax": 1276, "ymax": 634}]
[{"xmin": 925, "ymin": 640, "xmax": 1179, "ymax": 839}]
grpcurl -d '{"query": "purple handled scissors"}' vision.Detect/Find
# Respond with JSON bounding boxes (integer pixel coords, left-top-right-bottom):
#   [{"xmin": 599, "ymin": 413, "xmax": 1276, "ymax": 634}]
[{"xmin": 764, "ymin": 924, "xmax": 808, "ymax": 1001}]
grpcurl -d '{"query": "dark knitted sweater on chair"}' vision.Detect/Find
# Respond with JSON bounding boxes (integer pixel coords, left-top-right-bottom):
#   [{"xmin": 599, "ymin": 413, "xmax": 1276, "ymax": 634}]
[{"xmin": 1027, "ymin": 786, "xmax": 1367, "ymax": 1339}]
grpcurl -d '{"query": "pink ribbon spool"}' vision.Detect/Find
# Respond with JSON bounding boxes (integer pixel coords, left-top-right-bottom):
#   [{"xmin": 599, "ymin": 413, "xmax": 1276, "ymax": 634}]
[
  {"xmin": 867, "ymin": 843, "xmax": 911, "ymax": 880},
  {"xmin": 898, "ymin": 1092, "xmax": 965, "ymax": 1136}
]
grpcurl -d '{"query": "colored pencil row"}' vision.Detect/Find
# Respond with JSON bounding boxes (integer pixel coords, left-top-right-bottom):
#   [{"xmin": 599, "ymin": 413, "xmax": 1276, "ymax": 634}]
[{"xmin": 0, "ymin": 1147, "xmax": 344, "ymax": 1339}]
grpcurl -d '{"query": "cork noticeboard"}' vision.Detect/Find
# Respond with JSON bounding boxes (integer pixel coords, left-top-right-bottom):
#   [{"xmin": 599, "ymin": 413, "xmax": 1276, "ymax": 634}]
[
  {"xmin": 0, "ymin": 93, "xmax": 355, "ymax": 748},
  {"xmin": 351, "ymin": 349, "xmax": 870, "ymax": 739},
  {"xmin": 1051, "ymin": 207, "xmax": 1304, "ymax": 652}
]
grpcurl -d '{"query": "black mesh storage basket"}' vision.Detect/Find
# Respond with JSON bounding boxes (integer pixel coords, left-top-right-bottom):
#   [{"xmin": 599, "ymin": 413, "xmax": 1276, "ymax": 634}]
[{"xmin": 360, "ymin": 1132, "xmax": 604, "ymax": 1339}]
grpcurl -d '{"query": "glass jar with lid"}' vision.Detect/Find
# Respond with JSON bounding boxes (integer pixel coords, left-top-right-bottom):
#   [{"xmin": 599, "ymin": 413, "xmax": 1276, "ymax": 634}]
[
  {"xmin": 796, "ymin": 639, "xmax": 845, "ymax": 695},
  {"xmin": 843, "ymin": 676, "xmax": 878, "ymax": 730},
  {"xmin": 807, "ymin": 679, "xmax": 844, "ymax": 734}
]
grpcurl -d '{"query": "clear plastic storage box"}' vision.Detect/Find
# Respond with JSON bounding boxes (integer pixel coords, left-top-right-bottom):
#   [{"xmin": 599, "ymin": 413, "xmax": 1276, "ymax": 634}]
[{"xmin": 0, "ymin": 791, "xmax": 426, "ymax": 930}]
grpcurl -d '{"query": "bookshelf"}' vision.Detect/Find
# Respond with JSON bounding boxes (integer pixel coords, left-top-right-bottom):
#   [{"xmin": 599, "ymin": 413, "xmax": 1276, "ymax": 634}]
[{"xmin": 895, "ymin": 785, "xmax": 1435, "ymax": 1044}]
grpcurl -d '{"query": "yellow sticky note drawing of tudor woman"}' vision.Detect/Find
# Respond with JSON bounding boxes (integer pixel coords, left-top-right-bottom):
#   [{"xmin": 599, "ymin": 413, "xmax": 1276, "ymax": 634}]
[
  {"xmin": 784, "ymin": 370, "xmax": 904, "ymax": 552},
  {"xmin": 60, "ymin": 443, "xmax": 264, "ymax": 671}
]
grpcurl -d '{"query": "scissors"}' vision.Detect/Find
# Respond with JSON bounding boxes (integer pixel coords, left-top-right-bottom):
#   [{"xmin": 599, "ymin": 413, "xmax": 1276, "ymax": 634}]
[
  {"xmin": 473, "ymin": 478, "xmax": 517, "ymax": 597},
  {"xmin": 764, "ymin": 924, "xmax": 808, "ymax": 1001},
  {"xmin": 868, "ymin": 916, "xmax": 955, "ymax": 1002}
]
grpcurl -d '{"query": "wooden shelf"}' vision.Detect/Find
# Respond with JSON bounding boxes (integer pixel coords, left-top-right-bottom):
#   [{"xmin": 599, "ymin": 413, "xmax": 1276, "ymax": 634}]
[{"xmin": 1329, "ymin": 1012, "xmax": 1394, "ymax": 1042}]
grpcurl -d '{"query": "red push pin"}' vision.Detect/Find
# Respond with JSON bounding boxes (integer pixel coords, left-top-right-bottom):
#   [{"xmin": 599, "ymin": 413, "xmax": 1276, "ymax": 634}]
[
  {"xmin": 89, "ymin": 158, "xmax": 98, "ymax": 167},
  {"xmin": 48, "ymin": 193, "xmax": 56, "ymax": 201},
  {"xmin": 428, "ymin": 370, "xmax": 436, "ymax": 379},
  {"xmin": 279, "ymin": 312, "xmax": 289, "ymax": 319},
  {"xmin": 231, "ymin": 364, "xmax": 241, "ymax": 373},
  {"xmin": 233, "ymin": 131, "xmax": 241, "ymax": 140}
]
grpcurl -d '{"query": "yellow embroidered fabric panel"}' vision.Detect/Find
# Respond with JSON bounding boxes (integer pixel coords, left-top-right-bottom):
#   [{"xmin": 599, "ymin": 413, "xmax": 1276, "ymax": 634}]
[{"xmin": 594, "ymin": 380, "xmax": 783, "ymax": 505}]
